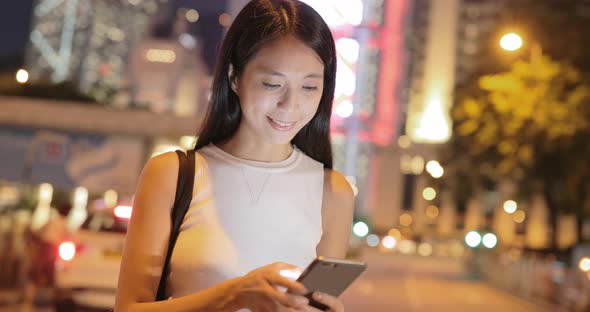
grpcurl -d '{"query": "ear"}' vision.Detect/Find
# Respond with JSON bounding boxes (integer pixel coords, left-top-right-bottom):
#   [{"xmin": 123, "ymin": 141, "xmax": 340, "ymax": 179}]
[{"xmin": 228, "ymin": 64, "xmax": 238, "ymax": 94}]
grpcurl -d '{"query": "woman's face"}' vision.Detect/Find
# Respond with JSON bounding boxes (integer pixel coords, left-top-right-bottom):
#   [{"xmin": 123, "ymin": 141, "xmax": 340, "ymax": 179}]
[{"xmin": 232, "ymin": 35, "xmax": 325, "ymax": 146}]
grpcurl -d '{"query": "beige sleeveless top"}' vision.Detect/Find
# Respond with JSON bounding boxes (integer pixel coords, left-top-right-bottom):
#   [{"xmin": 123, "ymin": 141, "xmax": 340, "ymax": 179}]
[{"xmin": 167, "ymin": 144, "xmax": 324, "ymax": 298}]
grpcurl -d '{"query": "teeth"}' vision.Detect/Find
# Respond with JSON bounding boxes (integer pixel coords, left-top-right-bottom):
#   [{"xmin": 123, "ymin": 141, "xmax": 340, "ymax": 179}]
[{"xmin": 270, "ymin": 118, "xmax": 294, "ymax": 127}]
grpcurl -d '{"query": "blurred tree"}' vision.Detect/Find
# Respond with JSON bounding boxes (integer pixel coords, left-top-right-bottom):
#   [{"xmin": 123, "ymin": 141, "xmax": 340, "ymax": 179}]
[
  {"xmin": 443, "ymin": 55, "xmax": 590, "ymax": 247},
  {"xmin": 500, "ymin": 0, "xmax": 590, "ymax": 73},
  {"xmin": 462, "ymin": 0, "xmax": 590, "ymax": 85}
]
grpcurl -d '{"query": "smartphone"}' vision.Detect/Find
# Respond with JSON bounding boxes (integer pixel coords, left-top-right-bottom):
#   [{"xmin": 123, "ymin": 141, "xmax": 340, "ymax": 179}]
[{"xmin": 296, "ymin": 257, "xmax": 367, "ymax": 311}]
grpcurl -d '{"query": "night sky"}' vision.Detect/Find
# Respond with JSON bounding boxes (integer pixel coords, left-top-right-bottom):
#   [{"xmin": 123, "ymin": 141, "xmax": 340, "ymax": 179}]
[{"xmin": 0, "ymin": 1, "xmax": 34, "ymax": 66}]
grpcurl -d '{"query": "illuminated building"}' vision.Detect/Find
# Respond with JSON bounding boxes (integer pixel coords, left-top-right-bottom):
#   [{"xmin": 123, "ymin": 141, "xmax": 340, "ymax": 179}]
[
  {"xmin": 398, "ymin": 0, "xmax": 509, "ymax": 235},
  {"xmin": 1, "ymin": 1, "xmax": 209, "ymax": 196},
  {"xmin": 126, "ymin": 7, "xmax": 209, "ymax": 115},
  {"xmin": 295, "ymin": 1, "xmax": 410, "ymax": 227},
  {"xmin": 25, "ymin": 0, "xmax": 167, "ymax": 98}
]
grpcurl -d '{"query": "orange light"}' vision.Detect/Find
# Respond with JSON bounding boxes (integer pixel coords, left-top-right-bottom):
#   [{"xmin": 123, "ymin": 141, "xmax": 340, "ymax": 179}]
[
  {"xmin": 59, "ymin": 241, "xmax": 76, "ymax": 261},
  {"xmin": 219, "ymin": 13, "xmax": 232, "ymax": 27},
  {"xmin": 114, "ymin": 205, "xmax": 132, "ymax": 219}
]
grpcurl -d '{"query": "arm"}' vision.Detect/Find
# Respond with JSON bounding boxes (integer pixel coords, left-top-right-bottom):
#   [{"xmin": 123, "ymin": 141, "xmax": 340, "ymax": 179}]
[
  {"xmin": 315, "ymin": 169, "xmax": 354, "ymax": 259},
  {"xmin": 115, "ymin": 152, "xmax": 233, "ymax": 312},
  {"xmin": 115, "ymin": 152, "xmax": 309, "ymax": 312},
  {"xmin": 304, "ymin": 170, "xmax": 353, "ymax": 312}
]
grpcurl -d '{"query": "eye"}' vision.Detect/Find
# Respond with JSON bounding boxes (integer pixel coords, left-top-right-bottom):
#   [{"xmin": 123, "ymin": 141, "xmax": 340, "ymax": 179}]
[
  {"xmin": 302, "ymin": 86, "xmax": 318, "ymax": 91},
  {"xmin": 262, "ymin": 82, "xmax": 281, "ymax": 89}
]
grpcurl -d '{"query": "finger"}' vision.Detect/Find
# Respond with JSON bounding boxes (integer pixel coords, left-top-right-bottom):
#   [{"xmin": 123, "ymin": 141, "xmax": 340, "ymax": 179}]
[
  {"xmin": 312, "ymin": 292, "xmax": 344, "ymax": 312},
  {"xmin": 276, "ymin": 306, "xmax": 301, "ymax": 312},
  {"xmin": 266, "ymin": 285, "xmax": 309, "ymax": 308},
  {"xmin": 300, "ymin": 303, "xmax": 321, "ymax": 312},
  {"xmin": 271, "ymin": 262, "xmax": 303, "ymax": 274},
  {"xmin": 284, "ymin": 293, "xmax": 309, "ymax": 309},
  {"xmin": 266, "ymin": 272, "xmax": 308, "ymax": 294},
  {"xmin": 253, "ymin": 301, "xmax": 279, "ymax": 312}
]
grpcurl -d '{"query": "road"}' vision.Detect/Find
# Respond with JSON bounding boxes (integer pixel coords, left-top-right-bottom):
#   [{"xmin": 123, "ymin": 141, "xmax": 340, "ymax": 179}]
[
  {"xmin": 341, "ymin": 248, "xmax": 561, "ymax": 312},
  {"xmin": 1, "ymin": 248, "xmax": 561, "ymax": 311}
]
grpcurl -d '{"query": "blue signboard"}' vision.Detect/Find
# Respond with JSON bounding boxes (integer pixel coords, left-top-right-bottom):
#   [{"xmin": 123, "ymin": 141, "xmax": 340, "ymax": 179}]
[{"xmin": 0, "ymin": 127, "xmax": 144, "ymax": 194}]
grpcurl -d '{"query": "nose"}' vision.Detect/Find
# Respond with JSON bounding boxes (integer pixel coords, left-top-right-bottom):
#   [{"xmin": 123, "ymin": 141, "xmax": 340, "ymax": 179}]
[{"xmin": 277, "ymin": 87, "xmax": 298, "ymax": 112}]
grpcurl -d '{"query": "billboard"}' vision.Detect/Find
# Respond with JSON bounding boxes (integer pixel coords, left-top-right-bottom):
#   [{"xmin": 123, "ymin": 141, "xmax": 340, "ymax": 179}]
[{"xmin": 0, "ymin": 127, "xmax": 144, "ymax": 195}]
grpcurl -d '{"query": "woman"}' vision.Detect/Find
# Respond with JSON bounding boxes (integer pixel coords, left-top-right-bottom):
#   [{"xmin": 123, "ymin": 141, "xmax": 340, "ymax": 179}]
[{"xmin": 115, "ymin": 1, "xmax": 354, "ymax": 311}]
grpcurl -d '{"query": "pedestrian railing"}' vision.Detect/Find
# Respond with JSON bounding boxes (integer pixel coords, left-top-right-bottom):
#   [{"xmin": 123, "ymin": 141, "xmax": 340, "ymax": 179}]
[{"xmin": 471, "ymin": 250, "xmax": 590, "ymax": 311}]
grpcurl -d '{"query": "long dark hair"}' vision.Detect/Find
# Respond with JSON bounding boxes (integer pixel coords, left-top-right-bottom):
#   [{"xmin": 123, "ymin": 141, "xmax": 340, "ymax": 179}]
[{"xmin": 194, "ymin": 0, "xmax": 336, "ymax": 169}]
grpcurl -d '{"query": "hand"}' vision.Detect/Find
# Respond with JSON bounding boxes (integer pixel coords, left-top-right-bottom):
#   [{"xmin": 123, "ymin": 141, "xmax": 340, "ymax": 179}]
[
  {"xmin": 303, "ymin": 292, "xmax": 344, "ymax": 312},
  {"xmin": 230, "ymin": 262, "xmax": 310, "ymax": 312}
]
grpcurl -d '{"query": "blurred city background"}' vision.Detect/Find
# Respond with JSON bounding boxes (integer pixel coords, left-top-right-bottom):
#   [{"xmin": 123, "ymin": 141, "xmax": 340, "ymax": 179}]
[{"xmin": 0, "ymin": 0, "xmax": 589, "ymax": 311}]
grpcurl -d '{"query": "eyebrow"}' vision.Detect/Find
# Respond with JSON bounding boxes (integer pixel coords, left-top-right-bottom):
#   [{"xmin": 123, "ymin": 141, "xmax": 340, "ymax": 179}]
[{"xmin": 260, "ymin": 68, "xmax": 323, "ymax": 79}]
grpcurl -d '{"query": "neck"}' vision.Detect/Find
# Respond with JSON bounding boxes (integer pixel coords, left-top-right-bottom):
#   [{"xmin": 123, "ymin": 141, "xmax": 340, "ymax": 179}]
[{"xmin": 217, "ymin": 136, "xmax": 293, "ymax": 162}]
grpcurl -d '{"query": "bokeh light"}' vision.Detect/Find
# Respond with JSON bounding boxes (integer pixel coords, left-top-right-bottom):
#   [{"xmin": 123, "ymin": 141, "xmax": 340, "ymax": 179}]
[
  {"xmin": 388, "ymin": 228, "xmax": 402, "ymax": 240},
  {"xmin": 58, "ymin": 241, "xmax": 76, "ymax": 261},
  {"xmin": 334, "ymin": 101, "xmax": 354, "ymax": 118},
  {"xmin": 219, "ymin": 13, "xmax": 232, "ymax": 27},
  {"xmin": 399, "ymin": 213, "xmax": 413, "ymax": 227},
  {"xmin": 426, "ymin": 205, "xmax": 439, "ymax": 218},
  {"xmin": 417, "ymin": 243, "xmax": 433, "ymax": 256},
  {"xmin": 465, "ymin": 231, "xmax": 482, "ymax": 248},
  {"xmin": 366, "ymin": 234, "xmax": 379, "ymax": 247},
  {"xmin": 353, "ymin": 221, "xmax": 369, "ymax": 238},
  {"xmin": 398, "ymin": 135, "xmax": 411, "ymax": 149},
  {"xmin": 381, "ymin": 236, "xmax": 397, "ymax": 249},
  {"xmin": 500, "ymin": 32, "xmax": 523, "ymax": 51},
  {"xmin": 482, "ymin": 233, "xmax": 498, "ymax": 249},
  {"xmin": 503, "ymin": 200, "xmax": 517, "ymax": 214},
  {"xmin": 185, "ymin": 9, "xmax": 199, "ymax": 23},
  {"xmin": 513, "ymin": 210, "xmax": 526, "ymax": 223},
  {"xmin": 16, "ymin": 69, "xmax": 29, "ymax": 84},
  {"xmin": 422, "ymin": 187, "xmax": 436, "ymax": 201},
  {"xmin": 426, "ymin": 160, "xmax": 444, "ymax": 178}
]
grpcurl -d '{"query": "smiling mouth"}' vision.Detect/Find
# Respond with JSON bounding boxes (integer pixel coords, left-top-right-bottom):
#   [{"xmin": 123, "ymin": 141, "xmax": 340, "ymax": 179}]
[{"xmin": 267, "ymin": 116, "xmax": 296, "ymax": 131}]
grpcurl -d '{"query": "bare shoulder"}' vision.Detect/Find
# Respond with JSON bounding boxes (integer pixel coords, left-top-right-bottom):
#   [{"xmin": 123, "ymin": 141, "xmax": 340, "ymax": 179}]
[
  {"xmin": 135, "ymin": 150, "xmax": 208, "ymax": 216},
  {"xmin": 139, "ymin": 150, "xmax": 207, "ymax": 203},
  {"xmin": 133, "ymin": 152, "xmax": 181, "ymax": 218},
  {"xmin": 323, "ymin": 169, "xmax": 354, "ymax": 203},
  {"xmin": 142, "ymin": 151, "xmax": 179, "ymax": 181}
]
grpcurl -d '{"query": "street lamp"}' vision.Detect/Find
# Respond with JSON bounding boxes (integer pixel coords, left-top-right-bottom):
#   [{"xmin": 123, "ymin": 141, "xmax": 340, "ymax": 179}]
[
  {"xmin": 499, "ymin": 32, "xmax": 542, "ymax": 65},
  {"xmin": 499, "ymin": 33, "xmax": 523, "ymax": 51}
]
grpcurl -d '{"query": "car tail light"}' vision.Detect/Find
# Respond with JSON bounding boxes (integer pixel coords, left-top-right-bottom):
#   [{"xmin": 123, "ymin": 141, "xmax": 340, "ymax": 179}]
[
  {"xmin": 114, "ymin": 205, "xmax": 132, "ymax": 220},
  {"xmin": 58, "ymin": 241, "xmax": 76, "ymax": 261}
]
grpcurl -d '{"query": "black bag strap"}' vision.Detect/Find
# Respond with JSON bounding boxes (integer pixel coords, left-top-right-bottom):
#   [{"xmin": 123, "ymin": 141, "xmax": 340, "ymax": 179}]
[{"xmin": 155, "ymin": 149, "xmax": 195, "ymax": 301}]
